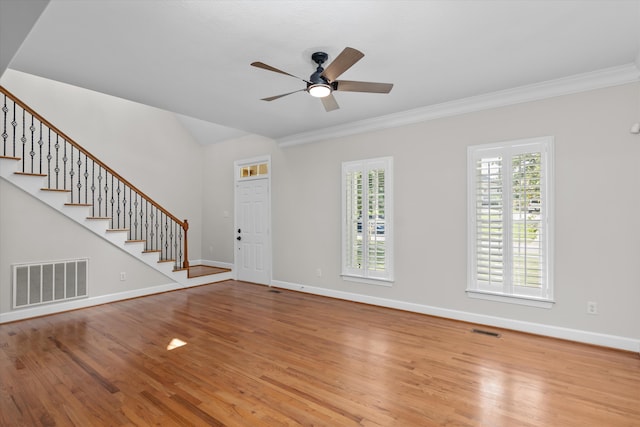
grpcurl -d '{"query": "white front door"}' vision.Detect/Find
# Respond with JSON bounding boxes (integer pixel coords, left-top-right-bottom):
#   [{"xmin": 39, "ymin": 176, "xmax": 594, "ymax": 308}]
[{"xmin": 235, "ymin": 178, "xmax": 270, "ymax": 284}]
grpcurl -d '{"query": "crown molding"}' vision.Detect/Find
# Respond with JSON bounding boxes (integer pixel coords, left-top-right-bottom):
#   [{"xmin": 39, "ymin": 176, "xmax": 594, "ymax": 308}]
[{"xmin": 277, "ymin": 63, "xmax": 640, "ymax": 147}]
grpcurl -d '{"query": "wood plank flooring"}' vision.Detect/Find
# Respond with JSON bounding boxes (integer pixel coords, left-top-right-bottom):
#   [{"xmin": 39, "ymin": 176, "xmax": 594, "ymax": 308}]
[{"xmin": 1, "ymin": 280, "xmax": 639, "ymax": 426}]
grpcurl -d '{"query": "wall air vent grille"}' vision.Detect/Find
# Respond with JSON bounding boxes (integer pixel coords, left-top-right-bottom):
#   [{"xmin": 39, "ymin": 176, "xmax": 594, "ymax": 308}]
[{"xmin": 13, "ymin": 259, "xmax": 88, "ymax": 309}]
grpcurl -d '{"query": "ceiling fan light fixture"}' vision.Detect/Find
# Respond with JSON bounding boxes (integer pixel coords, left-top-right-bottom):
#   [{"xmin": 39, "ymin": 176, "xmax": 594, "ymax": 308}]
[{"xmin": 308, "ymin": 83, "xmax": 331, "ymax": 98}]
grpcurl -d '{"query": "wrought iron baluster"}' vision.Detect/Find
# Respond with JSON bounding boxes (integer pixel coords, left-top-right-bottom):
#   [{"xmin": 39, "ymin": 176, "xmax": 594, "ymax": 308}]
[
  {"xmin": 21, "ymin": 110, "xmax": 26, "ymax": 172},
  {"xmin": 157, "ymin": 211, "xmax": 162, "ymax": 258},
  {"xmin": 169, "ymin": 217, "xmax": 174, "ymax": 267},
  {"xmin": 127, "ymin": 187, "xmax": 133, "ymax": 240},
  {"xmin": 1, "ymin": 94, "xmax": 7, "ymax": 155},
  {"xmin": 176, "ymin": 222, "xmax": 181, "ymax": 269},
  {"xmin": 83, "ymin": 153, "xmax": 89, "ymax": 205},
  {"xmin": 155, "ymin": 208, "xmax": 160, "ymax": 255},
  {"xmin": 38, "ymin": 122, "xmax": 44, "ymax": 174},
  {"xmin": 121, "ymin": 184, "xmax": 128, "ymax": 235},
  {"xmin": 74, "ymin": 148, "xmax": 82, "ymax": 203},
  {"xmin": 159, "ymin": 212, "xmax": 163, "ymax": 256},
  {"xmin": 134, "ymin": 193, "xmax": 140, "ymax": 241},
  {"xmin": 29, "ymin": 115, "xmax": 36, "ymax": 173},
  {"xmin": 109, "ymin": 174, "xmax": 115, "ymax": 229},
  {"xmin": 178, "ymin": 225, "xmax": 183, "ymax": 268},
  {"xmin": 161, "ymin": 211, "xmax": 167, "ymax": 260},
  {"xmin": 97, "ymin": 167, "xmax": 103, "ymax": 217},
  {"xmin": 54, "ymin": 135, "xmax": 60, "ymax": 189},
  {"xmin": 90, "ymin": 161, "xmax": 96, "ymax": 216},
  {"xmin": 115, "ymin": 180, "xmax": 121, "ymax": 229},
  {"xmin": 46, "ymin": 129, "xmax": 52, "ymax": 187},
  {"xmin": 62, "ymin": 138, "xmax": 68, "ymax": 190},
  {"xmin": 69, "ymin": 145, "xmax": 75, "ymax": 203},
  {"xmin": 11, "ymin": 102, "xmax": 17, "ymax": 158},
  {"xmin": 103, "ymin": 172, "xmax": 110, "ymax": 220},
  {"xmin": 144, "ymin": 200, "xmax": 149, "ymax": 249},
  {"xmin": 149, "ymin": 206, "xmax": 155, "ymax": 251}
]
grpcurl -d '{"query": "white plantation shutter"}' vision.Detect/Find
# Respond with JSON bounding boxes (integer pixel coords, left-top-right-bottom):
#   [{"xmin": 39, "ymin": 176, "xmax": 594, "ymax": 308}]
[
  {"xmin": 475, "ymin": 155, "xmax": 504, "ymax": 287},
  {"xmin": 342, "ymin": 157, "xmax": 393, "ymax": 283},
  {"xmin": 344, "ymin": 167, "xmax": 363, "ymax": 271},
  {"xmin": 468, "ymin": 138, "xmax": 553, "ymax": 303}
]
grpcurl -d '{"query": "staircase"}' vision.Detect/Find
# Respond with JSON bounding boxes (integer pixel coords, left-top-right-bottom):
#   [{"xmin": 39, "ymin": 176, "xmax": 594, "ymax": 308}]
[{"xmin": 0, "ymin": 85, "xmax": 232, "ymax": 294}]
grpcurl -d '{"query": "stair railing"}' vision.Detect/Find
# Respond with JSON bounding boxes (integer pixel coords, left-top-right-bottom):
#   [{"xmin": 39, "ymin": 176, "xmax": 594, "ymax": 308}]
[{"xmin": 0, "ymin": 85, "xmax": 189, "ymax": 270}]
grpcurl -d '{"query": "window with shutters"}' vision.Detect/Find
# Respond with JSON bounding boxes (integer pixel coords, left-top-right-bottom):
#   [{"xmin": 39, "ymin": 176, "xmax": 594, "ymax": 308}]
[
  {"xmin": 342, "ymin": 157, "xmax": 393, "ymax": 284},
  {"xmin": 467, "ymin": 137, "xmax": 554, "ymax": 308}
]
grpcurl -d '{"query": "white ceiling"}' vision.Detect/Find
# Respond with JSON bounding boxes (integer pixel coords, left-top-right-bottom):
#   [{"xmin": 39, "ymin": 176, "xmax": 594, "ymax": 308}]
[{"xmin": 2, "ymin": 0, "xmax": 640, "ymax": 145}]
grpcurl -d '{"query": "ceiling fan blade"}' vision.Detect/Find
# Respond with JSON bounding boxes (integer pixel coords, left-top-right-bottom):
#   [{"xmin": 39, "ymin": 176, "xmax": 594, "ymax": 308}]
[
  {"xmin": 321, "ymin": 47, "xmax": 364, "ymax": 82},
  {"xmin": 321, "ymin": 93, "xmax": 340, "ymax": 112},
  {"xmin": 335, "ymin": 80, "xmax": 394, "ymax": 93},
  {"xmin": 251, "ymin": 61, "xmax": 308, "ymax": 82},
  {"xmin": 261, "ymin": 89, "xmax": 305, "ymax": 101}
]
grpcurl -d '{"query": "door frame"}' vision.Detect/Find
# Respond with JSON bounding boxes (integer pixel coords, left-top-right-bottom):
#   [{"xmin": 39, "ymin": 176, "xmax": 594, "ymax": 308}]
[{"xmin": 233, "ymin": 155, "xmax": 272, "ymax": 285}]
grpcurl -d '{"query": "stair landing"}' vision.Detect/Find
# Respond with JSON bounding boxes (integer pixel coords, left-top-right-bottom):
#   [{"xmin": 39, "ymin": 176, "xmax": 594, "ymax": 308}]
[{"xmin": 185, "ymin": 265, "xmax": 232, "ymax": 278}]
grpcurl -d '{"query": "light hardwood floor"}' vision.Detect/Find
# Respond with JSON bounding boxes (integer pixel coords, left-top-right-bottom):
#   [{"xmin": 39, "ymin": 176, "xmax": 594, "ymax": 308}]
[{"xmin": 1, "ymin": 280, "xmax": 639, "ymax": 426}]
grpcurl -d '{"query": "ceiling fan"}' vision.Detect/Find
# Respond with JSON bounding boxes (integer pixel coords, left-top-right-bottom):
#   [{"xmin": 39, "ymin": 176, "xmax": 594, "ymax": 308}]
[{"xmin": 251, "ymin": 47, "xmax": 393, "ymax": 112}]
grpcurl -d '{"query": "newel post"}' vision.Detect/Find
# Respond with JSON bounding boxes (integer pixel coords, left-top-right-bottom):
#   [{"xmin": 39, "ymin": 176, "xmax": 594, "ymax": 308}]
[{"xmin": 182, "ymin": 219, "xmax": 190, "ymax": 269}]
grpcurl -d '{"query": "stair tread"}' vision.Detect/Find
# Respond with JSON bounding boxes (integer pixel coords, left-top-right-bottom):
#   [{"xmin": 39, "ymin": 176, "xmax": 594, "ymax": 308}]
[
  {"xmin": 15, "ymin": 171, "xmax": 47, "ymax": 177},
  {"xmin": 126, "ymin": 239, "xmax": 145, "ymax": 243},
  {"xmin": 0, "ymin": 155, "xmax": 20, "ymax": 160},
  {"xmin": 65, "ymin": 203, "xmax": 93, "ymax": 206},
  {"xmin": 142, "ymin": 249, "xmax": 161, "ymax": 253},
  {"xmin": 86, "ymin": 216, "xmax": 111, "ymax": 220},
  {"xmin": 106, "ymin": 228, "xmax": 129, "ymax": 232},
  {"xmin": 41, "ymin": 188, "xmax": 71, "ymax": 193}
]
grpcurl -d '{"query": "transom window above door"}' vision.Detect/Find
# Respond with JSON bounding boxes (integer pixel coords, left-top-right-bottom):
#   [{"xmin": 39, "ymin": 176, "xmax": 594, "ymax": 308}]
[{"xmin": 239, "ymin": 162, "xmax": 268, "ymax": 179}]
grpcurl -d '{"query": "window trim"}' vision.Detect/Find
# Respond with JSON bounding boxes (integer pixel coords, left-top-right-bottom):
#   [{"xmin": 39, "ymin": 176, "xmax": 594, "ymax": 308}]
[
  {"xmin": 467, "ymin": 136, "xmax": 554, "ymax": 308},
  {"xmin": 341, "ymin": 156, "xmax": 394, "ymax": 284}
]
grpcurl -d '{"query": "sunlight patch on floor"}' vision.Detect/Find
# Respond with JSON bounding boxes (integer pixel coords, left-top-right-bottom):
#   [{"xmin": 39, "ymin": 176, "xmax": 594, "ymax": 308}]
[{"xmin": 167, "ymin": 338, "xmax": 187, "ymax": 350}]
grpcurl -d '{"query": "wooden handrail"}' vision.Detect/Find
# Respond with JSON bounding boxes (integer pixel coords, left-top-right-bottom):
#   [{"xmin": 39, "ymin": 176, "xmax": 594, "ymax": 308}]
[
  {"xmin": 0, "ymin": 85, "xmax": 186, "ymax": 227},
  {"xmin": 0, "ymin": 84, "xmax": 189, "ymax": 269}
]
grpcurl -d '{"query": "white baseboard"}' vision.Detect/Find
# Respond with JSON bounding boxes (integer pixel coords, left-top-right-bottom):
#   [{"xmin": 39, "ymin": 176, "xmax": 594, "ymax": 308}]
[
  {"xmin": 271, "ymin": 280, "xmax": 639, "ymax": 353},
  {"xmin": 1, "ymin": 267, "xmax": 234, "ymax": 324},
  {"xmin": 0, "ymin": 281, "xmax": 182, "ymax": 324}
]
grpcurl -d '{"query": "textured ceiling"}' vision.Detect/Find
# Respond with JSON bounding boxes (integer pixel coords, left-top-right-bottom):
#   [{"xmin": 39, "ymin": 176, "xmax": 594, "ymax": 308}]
[{"xmin": 3, "ymin": 0, "xmax": 640, "ymax": 144}]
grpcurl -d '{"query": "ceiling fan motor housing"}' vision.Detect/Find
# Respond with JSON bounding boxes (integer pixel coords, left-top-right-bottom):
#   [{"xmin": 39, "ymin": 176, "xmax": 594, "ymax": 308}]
[{"xmin": 311, "ymin": 51, "xmax": 328, "ymax": 65}]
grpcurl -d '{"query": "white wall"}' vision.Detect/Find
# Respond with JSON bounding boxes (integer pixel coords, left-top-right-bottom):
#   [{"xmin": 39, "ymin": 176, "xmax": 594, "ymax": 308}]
[
  {"xmin": 2, "ymin": 68, "xmax": 637, "ymax": 349},
  {"xmin": 0, "ymin": 70, "xmax": 206, "ymax": 317},
  {"xmin": 0, "ymin": 180, "xmax": 171, "ymax": 314},
  {"xmin": 0, "ymin": 70, "xmax": 204, "ymax": 259},
  {"xmin": 204, "ymin": 83, "xmax": 640, "ymax": 349}
]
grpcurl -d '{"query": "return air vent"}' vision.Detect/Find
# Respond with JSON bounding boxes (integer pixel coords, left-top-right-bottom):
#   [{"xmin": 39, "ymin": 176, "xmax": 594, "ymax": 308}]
[
  {"xmin": 472, "ymin": 328, "xmax": 501, "ymax": 338},
  {"xmin": 13, "ymin": 259, "xmax": 88, "ymax": 309}
]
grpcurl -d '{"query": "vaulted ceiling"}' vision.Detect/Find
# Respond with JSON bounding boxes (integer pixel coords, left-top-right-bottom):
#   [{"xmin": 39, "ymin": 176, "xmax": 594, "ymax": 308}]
[{"xmin": 2, "ymin": 0, "xmax": 639, "ymax": 145}]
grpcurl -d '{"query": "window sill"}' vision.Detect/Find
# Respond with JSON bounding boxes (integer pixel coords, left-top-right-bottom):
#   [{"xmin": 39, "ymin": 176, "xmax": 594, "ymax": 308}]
[
  {"xmin": 342, "ymin": 274, "xmax": 394, "ymax": 287},
  {"xmin": 466, "ymin": 290, "xmax": 555, "ymax": 309}
]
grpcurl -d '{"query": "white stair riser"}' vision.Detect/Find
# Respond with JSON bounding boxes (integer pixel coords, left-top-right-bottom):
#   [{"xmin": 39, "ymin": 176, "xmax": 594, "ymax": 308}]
[
  {"xmin": 123, "ymin": 241, "xmax": 146, "ymax": 255},
  {"xmin": 62, "ymin": 205, "xmax": 93, "ymax": 222},
  {"xmin": 105, "ymin": 230, "xmax": 128, "ymax": 246}
]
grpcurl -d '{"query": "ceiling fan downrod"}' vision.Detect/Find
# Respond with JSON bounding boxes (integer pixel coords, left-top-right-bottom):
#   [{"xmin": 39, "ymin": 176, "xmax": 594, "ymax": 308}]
[{"xmin": 308, "ymin": 51, "xmax": 331, "ymax": 97}]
